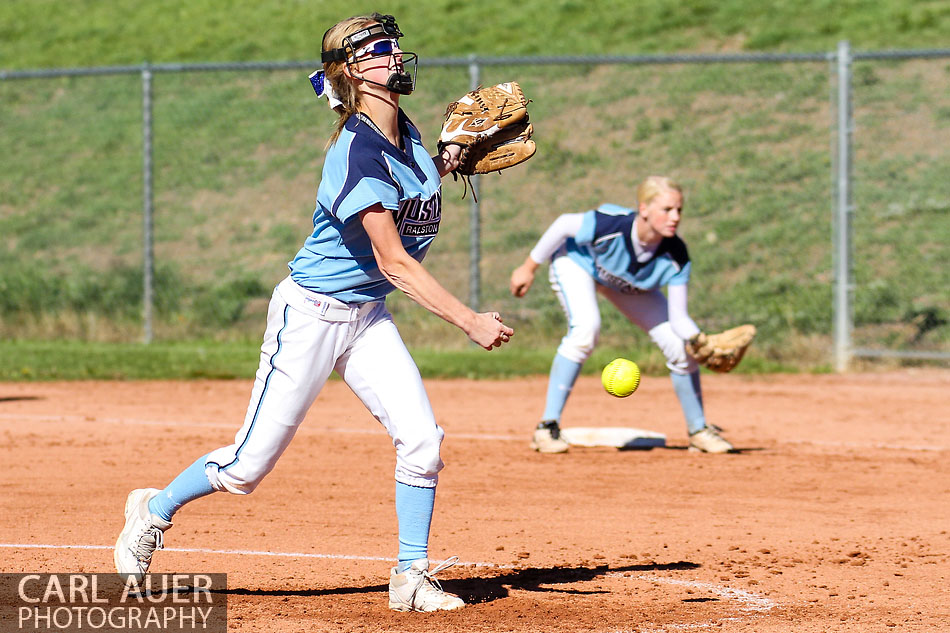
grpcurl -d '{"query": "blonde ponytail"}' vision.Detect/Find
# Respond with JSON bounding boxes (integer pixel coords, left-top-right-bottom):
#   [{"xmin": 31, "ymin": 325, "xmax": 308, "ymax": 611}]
[{"xmin": 322, "ymin": 16, "xmax": 378, "ymax": 149}]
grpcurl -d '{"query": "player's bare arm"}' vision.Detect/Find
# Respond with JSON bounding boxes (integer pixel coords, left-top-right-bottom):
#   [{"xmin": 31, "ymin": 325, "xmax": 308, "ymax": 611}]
[
  {"xmin": 360, "ymin": 204, "xmax": 513, "ymax": 350},
  {"xmin": 511, "ymin": 213, "xmax": 584, "ymax": 297},
  {"xmin": 432, "ymin": 143, "xmax": 462, "ymax": 178},
  {"xmin": 510, "ymin": 256, "xmax": 540, "ymax": 297}
]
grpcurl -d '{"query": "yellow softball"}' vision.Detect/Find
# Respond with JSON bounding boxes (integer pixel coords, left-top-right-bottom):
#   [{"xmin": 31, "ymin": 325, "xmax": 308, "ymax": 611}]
[{"xmin": 601, "ymin": 358, "xmax": 641, "ymax": 398}]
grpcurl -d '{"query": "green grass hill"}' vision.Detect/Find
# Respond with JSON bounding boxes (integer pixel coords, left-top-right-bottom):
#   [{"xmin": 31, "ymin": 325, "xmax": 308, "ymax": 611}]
[
  {"xmin": 1, "ymin": 1, "xmax": 948, "ymax": 379},
  {"xmin": 3, "ymin": 0, "xmax": 950, "ymax": 69}
]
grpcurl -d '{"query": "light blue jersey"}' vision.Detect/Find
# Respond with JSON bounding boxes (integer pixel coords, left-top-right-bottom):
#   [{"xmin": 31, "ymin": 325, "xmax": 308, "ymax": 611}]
[
  {"xmin": 565, "ymin": 203, "xmax": 690, "ymax": 293},
  {"xmin": 289, "ymin": 110, "xmax": 442, "ymax": 303}
]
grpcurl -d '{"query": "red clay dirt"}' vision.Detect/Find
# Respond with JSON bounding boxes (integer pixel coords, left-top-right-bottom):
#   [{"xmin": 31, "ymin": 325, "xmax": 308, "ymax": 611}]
[{"xmin": 1, "ymin": 369, "xmax": 948, "ymax": 632}]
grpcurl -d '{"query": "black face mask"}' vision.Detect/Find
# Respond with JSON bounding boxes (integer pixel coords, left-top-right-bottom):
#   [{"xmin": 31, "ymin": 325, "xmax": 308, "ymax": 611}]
[
  {"xmin": 386, "ymin": 72, "xmax": 414, "ymax": 95},
  {"xmin": 318, "ymin": 13, "xmax": 418, "ymax": 96}
]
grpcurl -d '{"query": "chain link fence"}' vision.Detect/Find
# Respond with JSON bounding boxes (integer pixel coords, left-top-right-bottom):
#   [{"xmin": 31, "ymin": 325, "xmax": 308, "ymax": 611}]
[{"xmin": 1, "ymin": 43, "xmax": 948, "ymax": 369}]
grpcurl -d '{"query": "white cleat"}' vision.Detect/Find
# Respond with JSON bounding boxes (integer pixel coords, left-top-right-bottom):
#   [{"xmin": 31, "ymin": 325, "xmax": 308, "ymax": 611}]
[
  {"xmin": 388, "ymin": 557, "xmax": 465, "ymax": 612},
  {"xmin": 530, "ymin": 421, "xmax": 569, "ymax": 454},
  {"xmin": 114, "ymin": 488, "xmax": 172, "ymax": 582},
  {"xmin": 688, "ymin": 426, "xmax": 735, "ymax": 453}
]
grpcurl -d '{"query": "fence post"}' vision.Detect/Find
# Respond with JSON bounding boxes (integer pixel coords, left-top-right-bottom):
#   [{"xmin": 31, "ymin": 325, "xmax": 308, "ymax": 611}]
[
  {"xmin": 142, "ymin": 63, "xmax": 154, "ymax": 344},
  {"xmin": 833, "ymin": 41, "xmax": 853, "ymax": 371},
  {"xmin": 467, "ymin": 55, "xmax": 481, "ymax": 312}
]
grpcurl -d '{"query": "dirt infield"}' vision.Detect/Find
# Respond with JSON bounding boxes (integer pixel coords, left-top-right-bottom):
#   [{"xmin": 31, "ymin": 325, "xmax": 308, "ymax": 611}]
[{"xmin": 1, "ymin": 369, "xmax": 948, "ymax": 632}]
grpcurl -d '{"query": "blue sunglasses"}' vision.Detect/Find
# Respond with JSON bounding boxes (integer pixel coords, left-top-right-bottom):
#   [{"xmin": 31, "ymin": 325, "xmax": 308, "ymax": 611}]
[{"xmin": 351, "ymin": 38, "xmax": 399, "ymax": 60}]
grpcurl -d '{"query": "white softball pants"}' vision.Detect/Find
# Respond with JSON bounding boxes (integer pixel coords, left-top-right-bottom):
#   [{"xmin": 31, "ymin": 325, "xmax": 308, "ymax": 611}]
[
  {"xmin": 549, "ymin": 255, "xmax": 699, "ymax": 375},
  {"xmin": 205, "ymin": 277, "xmax": 444, "ymax": 494}
]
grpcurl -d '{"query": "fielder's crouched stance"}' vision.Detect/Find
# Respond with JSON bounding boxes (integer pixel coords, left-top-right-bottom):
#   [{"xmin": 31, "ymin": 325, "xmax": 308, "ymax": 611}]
[
  {"xmin": 114, "ymin": 12, "xmax": 513, "ymax": 613},
  {"xmin": 510, "ymin": 176, "xmax": 753, "ymax": 455}
]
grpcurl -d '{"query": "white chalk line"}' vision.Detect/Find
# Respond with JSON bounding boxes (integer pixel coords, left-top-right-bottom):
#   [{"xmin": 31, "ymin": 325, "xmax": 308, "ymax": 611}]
[
  {"xmin": 606, "ymin": 572, "xmax": 776, "ymax": 613},
  {"xmin": 3, "ymin": 543, "xmax": 781, "ymax": 629},
  {"xmin": 604, "ymin": 572, "xmax": 777, "ymax": 633},
  {"xmin": 0, "ymin": 543, "xmax": 507, "ymax": 569},
  {"xmin": 2, "ymin": 543, "xmax": 774, "ymax": 604}
]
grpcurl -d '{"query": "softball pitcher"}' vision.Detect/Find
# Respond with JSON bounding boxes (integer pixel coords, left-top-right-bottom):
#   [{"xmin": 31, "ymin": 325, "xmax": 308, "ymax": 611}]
[
  {"xmin": 510, "ymin": 176, "xmax": 733, "ymax": 454},
  {"xmin": 114, "ymin": 13, "xmax": 512, "ymax": 613}
]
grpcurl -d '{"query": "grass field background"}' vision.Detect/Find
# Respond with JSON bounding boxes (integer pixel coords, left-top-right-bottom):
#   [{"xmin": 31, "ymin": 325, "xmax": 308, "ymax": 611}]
[
  {"xmin": 1, "ymin": 1, "xmax": 948, "ymax": 378},
  {"xmin": 4, "ymin": 0, "xmax": 950, "ymax": 68}
]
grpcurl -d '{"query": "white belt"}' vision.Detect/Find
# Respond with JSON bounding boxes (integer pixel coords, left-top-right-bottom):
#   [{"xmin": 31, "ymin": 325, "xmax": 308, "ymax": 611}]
[{"xmin": 277, "ymin": 277, "xmax": 380, "ymax": 322}]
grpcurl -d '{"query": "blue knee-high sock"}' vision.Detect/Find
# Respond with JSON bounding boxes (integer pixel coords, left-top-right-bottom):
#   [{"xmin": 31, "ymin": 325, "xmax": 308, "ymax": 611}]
[
  {"xmin": 395, "ymin": 482, "xmax": 436, "ymax": 573},
  {"xmin": 541, "ymin": 353, "xmax": 584, "ymax": 422},
  {"xmin": 148, "ymin": 454, "xmax": 217, "ymax": 522},
  {"xmin": 670, "ymin": 370, "xmax": 707, "ymax": 435}
]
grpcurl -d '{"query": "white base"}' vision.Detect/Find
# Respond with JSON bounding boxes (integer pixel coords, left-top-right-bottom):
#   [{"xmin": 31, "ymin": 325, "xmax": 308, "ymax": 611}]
[{"xmin": 560, "ymin": 426, "xmax": 666, "ymax": 450}]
